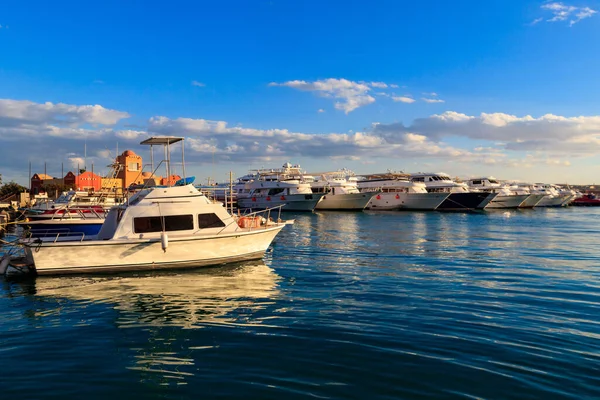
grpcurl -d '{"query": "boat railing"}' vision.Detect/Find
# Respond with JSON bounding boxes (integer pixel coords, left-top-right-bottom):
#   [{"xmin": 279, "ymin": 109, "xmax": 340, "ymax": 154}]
[
  {"xmin": 24, "ymin": 228, "xmax": 88, "ymax": 243},
  {"xmin": 42, "ymin": 206, "xmax": 107, "ymax": 221},
  {"xmin": 233, "ymin": 205, "xmax": 284, "ymax": 232}
]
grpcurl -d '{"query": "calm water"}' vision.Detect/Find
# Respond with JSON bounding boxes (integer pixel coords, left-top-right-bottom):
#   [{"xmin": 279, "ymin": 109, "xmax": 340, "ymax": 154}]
[{"xmin": 1, "ymin": 208, "xmax": 600, "ymax": 399}]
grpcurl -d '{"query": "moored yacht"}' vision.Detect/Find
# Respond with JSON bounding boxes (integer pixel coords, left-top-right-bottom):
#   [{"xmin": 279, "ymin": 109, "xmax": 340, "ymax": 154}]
[
  {"xmin": 310, "ymin": 170, "xmax": 375, "ymax": 211},
  {"xmin": 465, "ymin": 177, "xmax": 530, "ymax": 209},
  {"xmin": 357, "ymin": 172, "xmax": 449, "ymax": 210},
  {"xmin": 237, "ymin": 163, "xmax": 325, "ymax": 211},
  {"xmin": 19, "ymin": 138, "xmax": 291, "ymax": 275},
  {"xmin": 521, "ymin": 183, "xmax": 570, "ymax": 207},
  {"xmin": 409, "ymin": 173, "xmax": 495, "ymax": 211}
]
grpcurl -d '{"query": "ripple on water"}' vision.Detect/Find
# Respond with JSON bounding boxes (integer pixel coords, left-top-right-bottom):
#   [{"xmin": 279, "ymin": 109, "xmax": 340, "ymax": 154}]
[{"xmin": 1, "ymin": 208, "xmax": 600, "ymax": 398}]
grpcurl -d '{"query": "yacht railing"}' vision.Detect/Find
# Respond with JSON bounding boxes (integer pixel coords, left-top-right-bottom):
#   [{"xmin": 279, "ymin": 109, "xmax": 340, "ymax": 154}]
[{"xmin": 34, "ymin": 206, "xmax": 108, "ymax": 221}]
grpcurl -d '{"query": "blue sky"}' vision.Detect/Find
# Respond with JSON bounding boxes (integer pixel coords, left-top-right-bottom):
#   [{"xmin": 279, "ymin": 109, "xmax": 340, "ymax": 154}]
[{"xmin": 1, "ymin": 0, "xmax": 600, "ymax": 185}]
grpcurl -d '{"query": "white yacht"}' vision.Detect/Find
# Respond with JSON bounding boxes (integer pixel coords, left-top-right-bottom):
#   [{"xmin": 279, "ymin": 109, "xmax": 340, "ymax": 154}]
[
  {"xmin": 522, "ymin": 183, "xmax": 571, "ymax": 207},
  {"xmin": 504, "ymin": 185, "xmax": 545, "ymax": 208},
  {"xmin": 409, "ymin": 173, "xmax": 496, "ymax": 211},
  {"xmin": 237, "ymin": 163, "xmax": 325, "ymax": 211},
  {"xmin": 357, "ymin": 172, "xmax": 449, "ymax": 210},
  {"xmin": 310, "ymin": 170, "xmax": 375, "ymax": 211},
  {"xmin": 232, "ymin": 173, "xmax": 257, "ymax": 201},
  {"xmin": 465, "ymin": 177, "xmax": 530, "ymax": 209},
  {"xmin": 18, "ymin": 138, "xmax": 291, "ymax": 275}
]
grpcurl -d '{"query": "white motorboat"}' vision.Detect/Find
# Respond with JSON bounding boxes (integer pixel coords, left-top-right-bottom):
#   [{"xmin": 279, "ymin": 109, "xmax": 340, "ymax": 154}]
[
  {"xmin": 237, "ymin": 163, "xmax": 325, "ymax": 211},
  {"xmin": 410, "ymin": 173, "xmax": 496, "ymax": 211},
  {"xmin": 311, "ymin": 171, "xmax": 375, "ymax": 211},
  {"xmin": 464, "ymin": 177, "xmax": 529, "ymax": 209},
  {"xmin": 20, "ymin": 137, "xmax": 291, "ymax": 275},
  {"xmin": 357, "ymin": 172, "xmax": 449, "ymax": 210}
]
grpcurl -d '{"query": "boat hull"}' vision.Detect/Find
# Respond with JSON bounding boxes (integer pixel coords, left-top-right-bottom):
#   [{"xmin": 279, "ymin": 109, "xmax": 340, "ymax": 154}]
[
  {"xmin": 476, "ymin": 193, "xmax": 498, "ymax": 209},
  {"xmin": 366, "ymin": 192, "xmax": 449, "ymax": 210},
  {"xmin": 437, "ymin": 192, "xmax": 490, "ymax": 211},
  {"xmin": 536, "ymin": 195, "xmax": 567, "ymax": 207},
  {"xmin": 315, "ymin": 192, "xmax": 374, "ymax": 211},
  {"xmin": 238, "ymin": 193, "xmax": 324, "ymax": 211},
  {"xmin": 24, "ymin": 225, "xmax": 285, "ymax": 275},
  {"xmin": 485, "ymin": 194, "xmax": 529, "ymax": 209},
  {"xmin": 518, "ymin": 194, "xmax": 545, "ymax": 208}
]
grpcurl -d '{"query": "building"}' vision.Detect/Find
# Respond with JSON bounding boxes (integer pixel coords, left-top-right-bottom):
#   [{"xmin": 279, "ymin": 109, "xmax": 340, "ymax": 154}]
[
  {"xmin": 101, "ymin": 177, "xmax": 123, "ymax": 191},
  {"xmin": 63, "ymin": 171, "xmax": 77, "ymax": 188},
  {"xmin": 116, "ymin": 150, "xmax": 144, "ymax": 188},
  {"xmin": 30, "ymin": 173, "xmax": 54, "ymax": 194},
  {"xmin": 72, "ymin": 171, "xmax": 103, "ymax": 191}
]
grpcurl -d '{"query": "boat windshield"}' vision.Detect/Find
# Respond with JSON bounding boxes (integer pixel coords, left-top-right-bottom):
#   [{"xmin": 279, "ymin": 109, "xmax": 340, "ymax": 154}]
[{"xmin": 55, "ymin": 192, "xmax": 74, "ymax": 203}]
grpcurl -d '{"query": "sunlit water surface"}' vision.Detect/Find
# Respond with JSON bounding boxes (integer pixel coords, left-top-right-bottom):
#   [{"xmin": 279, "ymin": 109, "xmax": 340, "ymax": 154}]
[{"xmin": 1, "ymin": 208, "xmax": 600, "ymax": 399}]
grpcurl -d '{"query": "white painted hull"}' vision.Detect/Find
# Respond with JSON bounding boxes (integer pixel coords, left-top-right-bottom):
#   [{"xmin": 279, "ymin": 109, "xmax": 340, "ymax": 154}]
[
  {"xmin": 315, "ymin": 192, "xmax": 374, "ymax": 210},
  {"xmin": 24, "ymin": 225, "xmax": 285, "ymax": 275},
  {"xmin": 485, "ymin": 194, "xmax": 529, "ymax": 209},
  {"xmin": 366, "ymin": 192, "xmax": 449, "ymax": 210},
  {"xmin": 560, "ymin": 194, "xmax": 576, "ymax": 206},
  {"xmin": 519, "ymin": 194, "xmax": 545, "ymax": 208},
  {"xmin": 476, "ymin": 193, "xmax": 498, "ymax": 209},
  {"xmin": 238, "ymin": 193, "xmax": 324, "ymax": 211},
  {"xmin": 536, "ymin": 195, "xmax": 567, "ymax": 207}
]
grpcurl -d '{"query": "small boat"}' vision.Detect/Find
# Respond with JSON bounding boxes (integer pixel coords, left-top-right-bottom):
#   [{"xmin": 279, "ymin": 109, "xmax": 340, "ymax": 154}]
[
  {"xmin": 571, "ymin": 193, "xmax": 600, "ymax": 206},
  {"xmin": 19, "ymin": 137, "xmax": 292, "ymax": 275}
]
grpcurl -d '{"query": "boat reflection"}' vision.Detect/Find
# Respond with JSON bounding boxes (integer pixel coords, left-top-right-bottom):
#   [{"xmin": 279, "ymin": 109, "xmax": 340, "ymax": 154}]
[{"xmin": 31, "ymin": 261, "xmax": 282, "ymax": 329}]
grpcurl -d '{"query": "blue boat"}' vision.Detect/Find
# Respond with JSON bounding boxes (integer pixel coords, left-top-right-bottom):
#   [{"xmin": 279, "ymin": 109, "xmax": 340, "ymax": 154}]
[{"xmin": 21, "ymin": 218, "xmax": 105, "ymax": 239}]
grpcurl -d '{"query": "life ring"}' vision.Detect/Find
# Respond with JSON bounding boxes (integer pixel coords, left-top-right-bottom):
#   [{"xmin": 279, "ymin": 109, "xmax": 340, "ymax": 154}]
[
  {"xmin": 395, "ymin": 194, "xmax": 400, "ymax": 199},
  {"xmin": 252, "ymin": 197, "xmax": 256, "ymax": 202},
  {"xmin": 267, "ymin": 196, "xmax": 271, "ymax": 201},
  {"xmin": 376, "ymin": 195, "xmax": 381, "ymax": 200},
  {"xmin": 280, "ymin": 195, "xmax": 286, "ymax": 200}
]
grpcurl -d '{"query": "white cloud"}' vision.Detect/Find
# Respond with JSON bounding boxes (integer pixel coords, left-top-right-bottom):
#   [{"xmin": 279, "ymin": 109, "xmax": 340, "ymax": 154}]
[
  {"xmin": 0, "ymin": 99, "xmax": 130, "ymax": 126},
  {"xmin": 372, "ymin": 111, "xmax": 600, "ymax": 156},
  {"xmin": 530, "ymin": 17, "xmax": 544, "ymax": 25},
  {"xmin": 389, "ymin": 84, "xmax": 400, "ymax": 89},
  {"xmin": 422, "ymin": 98, "xmax": 445, "ymax": 103},
  {"xmin": 370, "ymin": 82, "xmax": 388, "ymax": 89},
  {"xmin": 422, "ymin": 92, "xmax": 438, "ymax": 97},
  {"xmin": 392, "ymin": 96, "xmax": 416, "ymax": 104},
  {"xmin": 115, "ymin": 129, "xmax": 147, "ymax": 140},
  {"xmin": 145, "ymin": 114, "xmax": 505, "ymax": 167},
  {"xmin": 269, "ymin": 78, "xmax": 375, "ymax": 114},
  {"xmin": 539, "ymin": 2, "xmax": 597, "ymax": 26},
  {"xmin": 191, "ymin": 80, "xmax": 206, "ymax": 87},
  {"xmin": 317, "ymin": 108, "xmax": 325, "ymax": 113}
]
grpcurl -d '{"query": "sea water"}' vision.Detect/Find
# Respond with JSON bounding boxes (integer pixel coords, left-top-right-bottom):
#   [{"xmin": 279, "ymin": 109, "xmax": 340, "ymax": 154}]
[{"xmin": 1, "ymin": 208, "xmax": 599, "ymax": 399}]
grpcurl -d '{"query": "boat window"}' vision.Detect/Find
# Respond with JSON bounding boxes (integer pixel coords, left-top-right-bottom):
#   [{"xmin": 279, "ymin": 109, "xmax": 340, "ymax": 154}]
[
  {"xmin": 268, "ymin": 188, "xmax": 285, "ymax": 196},
  {"xmin": 412, "ymin": 177, "xmax": 424, "ymax": 182},
  {"xmin": 198, "ymin": 213, "xmax": 226, "ymax": 228},
  {"xmin": 472, "ymin": 180, "xmax": 482, "ymax": 185},
  {"xmin": 134, "ymin": 215, "xmax": 194, "ymax": 233},
  {"xmin": 488, "ymin": 179, "xmax": 498, "ymax": 184}
]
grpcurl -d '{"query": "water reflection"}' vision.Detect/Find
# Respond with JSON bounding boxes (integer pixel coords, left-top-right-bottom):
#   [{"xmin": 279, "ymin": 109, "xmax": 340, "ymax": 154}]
[
  {"xmin": 31, "ymin": 262, "xmax": 282, "ymax": 329},
  {"xmin": 11, "ymin": 262, "xmax": 283, "ymax": 386}
]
